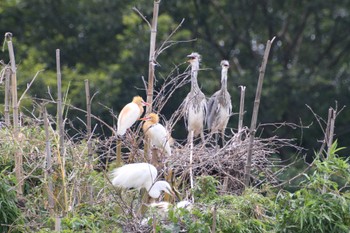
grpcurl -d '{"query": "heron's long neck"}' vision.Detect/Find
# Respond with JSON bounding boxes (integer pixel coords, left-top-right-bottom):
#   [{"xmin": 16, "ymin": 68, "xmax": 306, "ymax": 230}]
[
  {"xmin": 220, "ymin": 68, "xmax": 228, "ymax": 91},
  {"xmin": 191, "ymin": 62, "xmax": 200, "ymax": 92}
]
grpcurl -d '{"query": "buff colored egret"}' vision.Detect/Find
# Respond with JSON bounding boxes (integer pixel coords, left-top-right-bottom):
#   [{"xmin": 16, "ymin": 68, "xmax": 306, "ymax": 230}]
[
  {"xmin": 184, "ymin": 52, "xmax": 207, "ymax": 143},
  {"xmin": 110, "ymin": 163, "xmax": 173, "ymax": 199},
  {"xmin": 140, "ymin": 113, "xmax": 172, "ymax": 156},
  {"xmin": 117, "ymin": 96, "xmax": 149, "ymax": 136},
  {"xmin": 207, "ymin": 60, "xmax": 232, "ymax": 145}
]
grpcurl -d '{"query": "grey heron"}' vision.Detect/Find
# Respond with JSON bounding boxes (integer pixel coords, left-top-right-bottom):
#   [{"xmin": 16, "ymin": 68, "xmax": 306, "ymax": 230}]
[
  {"xmin": 183, "ymin": 52, "xmax": 207, "ymax": 143},
  {"xmin": 207, "ymin": 60, "xmax": 232, "ymax": 146}
]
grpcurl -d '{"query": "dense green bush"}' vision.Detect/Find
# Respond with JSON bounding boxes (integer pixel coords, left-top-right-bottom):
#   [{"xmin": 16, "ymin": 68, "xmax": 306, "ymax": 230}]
[
  {"xmin": 274, "ymin": 142, "xmax": 350, "ymax": 232},
  {"xmin": 0, "ymin": 169, "xmax": 23, "ymax": 233}
]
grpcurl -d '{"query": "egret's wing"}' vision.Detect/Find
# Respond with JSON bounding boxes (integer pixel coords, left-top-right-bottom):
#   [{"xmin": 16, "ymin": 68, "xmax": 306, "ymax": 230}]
[
  {"xmin": 110, "ymin": 163, "xmax": 157, "ymax": 190},
  {"xmin": 148, "ymin": 124, "xmax": 171, "ymax": 156},
  {"xmin": 117, "ymin": 103, "xmax": 140, "ymax": 135}
]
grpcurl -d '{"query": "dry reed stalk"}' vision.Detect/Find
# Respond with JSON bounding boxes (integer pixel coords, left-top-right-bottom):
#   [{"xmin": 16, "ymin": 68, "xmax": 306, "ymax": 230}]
[
  {"xmin": 6, "ymin": 32, "xmax": 23, "ymax": 197},
  {"xmin": 245, "ymin": 36, "xmax": 275, "ymax": 186}
]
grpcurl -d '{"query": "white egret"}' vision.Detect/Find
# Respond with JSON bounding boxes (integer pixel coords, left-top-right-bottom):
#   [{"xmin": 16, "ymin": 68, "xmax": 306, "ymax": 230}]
[
  {"xmin": 207, "ymin": 60, "xmax": 232, "ymax": 145},
  {"xmin": 140, "ymin": 113, "xmax": 172, "ymax": 157},
  {"xmin": 117, "ymin": 96, "xmax": 149, "ymax": 136},
  {"xmin": 110, "ymin": 163, "xmax": 173, "ymax": 199}
]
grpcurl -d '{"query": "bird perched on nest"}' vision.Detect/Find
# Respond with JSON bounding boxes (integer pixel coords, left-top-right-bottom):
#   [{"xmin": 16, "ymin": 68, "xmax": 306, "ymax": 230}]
[
  {"xmin": 141, "ymin": 200, "xmax": 193, "ymax": 223},
  {"xmin": 117, "ymin": 96, "xmax": 149, "ymax": 136},
  {"xmin": 149, "ymin": 200, "xmax": 192, "ymax": 211},
  {"xmin": 183, "ymin": 52, "xmax": 207, "ymax": 143},
  {"xmin": 110, "ymin": 163, "xmax": 174, "ymax": 199},
  {"xmin": 140, "ymin": 113, "xmax": 172, "ymax": 157},
  {"xmin": 207, "ymin": 60, "xmax": 232, "ymax": 145}
]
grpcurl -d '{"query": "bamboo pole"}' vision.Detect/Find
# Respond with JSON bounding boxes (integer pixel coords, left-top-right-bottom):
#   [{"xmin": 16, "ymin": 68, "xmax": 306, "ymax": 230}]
[
  {"xmin": 4, "ymin": 67, "xmax": 11, "ymax": 126},
  {"xmin": 6, "ymin": 32, "xmax": 23, "ymax": 196},
  {"xmin": 56, "ymin": 49, "xmax": 68, "ymax": 212},
  {"xmin": 84, "ymin": 79, "xmax": 94, "ymax": 203},
  {"xmin": 244, "ymin": 37, "xmax": 275, "ymax": 186},
  {"xmin": 116, "ymin": 138, "xmax": 122, "ymax": 166},
  {"xmin": 211, "ymin": 205, "xmax": 217, "ymax": 233},
  {"xmin": 326, "ymin": 107, "xmax": 336, "ymax": 158},
  {"xmin": 238, "ymin": 85, "xmax": 246, "ymax": 139},
  {"xmin": 146, "ymin": 0, "xmax": 160, "ymax": 113},
  {"xmin": 56, "ymin": 49, "xmax": 64, "ymax": 163},
  {"xmin": 322, "ymin": 107, "xmax": 336, "ymax": 194},
  {"xmin": 43, "ymin": 106, "xmax": 55, "ymax": 215}
]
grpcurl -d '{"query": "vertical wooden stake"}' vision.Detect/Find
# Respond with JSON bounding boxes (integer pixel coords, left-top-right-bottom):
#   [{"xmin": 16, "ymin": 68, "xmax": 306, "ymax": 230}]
[
  {"xmin": 43, "ymin": 106, "xmax": 55, "ymax": 216},
  {"xmin": 238, "ymin": 86, "xmax": 246, "ymax": 139},
  {"xmin": 56, "ymin": 49, "xmax": 68, "ymax": 212},
  {"xmin": 55, "ymin": 216, "xmax": 61, "ymax": 232},
  {"xmin": 322, "ymin": 107, "xmax": 337, "ymax": 193},
  {"xmin": 164, "ymin": 168, "xmax": 173, "ymax": 202},
  {"xmin": 6, "ymin": 32, "xmax": 22, "ymax": 197},
  {"xmin": 245, "ymin": 37, "xmax": 275, "ymax": 186},
  {"xmin": 116, "ymin": 138, "xmax": 122, "ymax": 166},
  {"xmin": 151, "ymin": 148, "xmax": 159, "ymax": 169},
  {"xmin": 84, "ymin": 79, "xmax": 94, "ymax": 203},
  {"xmin": 211, "ymin": 205, "xmax": 217, "ymax": 233},
  {"xmin": 4, "ymin": 67, "xmax": 11, "ymax": 126},
  {"xmin": 146, "ymin": 0, "xmax": 160, "ymax": 113}
]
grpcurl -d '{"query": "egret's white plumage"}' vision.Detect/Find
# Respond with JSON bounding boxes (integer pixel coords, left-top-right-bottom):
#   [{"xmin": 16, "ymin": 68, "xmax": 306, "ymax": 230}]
[
  {"xmin": 141, "ymin": 113, "xmax": 172, "ymax": 156},
  {"xmin": 110, "ymin": 163, "xmax": 173, "ymax": 199},
  {"xmin": 183, "ymin": 52, "xmax": 207, "ymax": 142},
  {"xmin": 207, "ymin": 60, "xmax": 232, "ymax": 144},
  {"xmin": 117, "ymin": 96, "xmax": 148, "ymax": 136},
  {"xmin": 149, "ymin": 200, "xmax": 193, "ymax": 211}
]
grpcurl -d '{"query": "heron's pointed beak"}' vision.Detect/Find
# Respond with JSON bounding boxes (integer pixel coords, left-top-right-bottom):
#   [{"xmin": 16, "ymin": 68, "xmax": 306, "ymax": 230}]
[
  {"xmin": 139, "ymin": 117, "xmax": 149, "ymax": 121},
  {"xmin": 187, "ymin": 55, "xmax": 195, "ymax": 63}
]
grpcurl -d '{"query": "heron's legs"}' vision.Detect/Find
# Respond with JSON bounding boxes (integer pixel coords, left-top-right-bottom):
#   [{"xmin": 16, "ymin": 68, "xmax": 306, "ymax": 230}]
[{"xmin": 221, "ymin": 130, "xmax": 226, "ymax": 147}]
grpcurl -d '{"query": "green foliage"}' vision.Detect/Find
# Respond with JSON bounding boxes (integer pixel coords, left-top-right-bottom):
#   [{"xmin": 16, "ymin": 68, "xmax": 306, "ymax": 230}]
[
  {"xmin": 193, "ymin": 176, "xmax": 220, "ymax": 202},
  {"xmin": 0, "ymin": 168, "xmax": 23, "ymax": 233},
  {"xmin": 158, "ymin": 177, "xmax": 274, "ymax": 232},
  {"xmin": 274, "ymin": 142, "xmax": 350, "ymax": 232}
]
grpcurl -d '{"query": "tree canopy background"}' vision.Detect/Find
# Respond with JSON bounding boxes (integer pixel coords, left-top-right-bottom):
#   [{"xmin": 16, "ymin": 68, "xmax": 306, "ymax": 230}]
[{"xmin": 1, "ymin": 0, "xmax": 350, "ymax": 158}]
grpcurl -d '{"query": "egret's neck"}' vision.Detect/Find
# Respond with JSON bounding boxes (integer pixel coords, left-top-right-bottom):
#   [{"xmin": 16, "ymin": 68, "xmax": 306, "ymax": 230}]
[
  {"xmin": 220, "ymin": 68, "xmax": 228, "ymax": 91},
  {"xmin": 191, "ymin": 62, "xmax": 200, "ymax": 91}
]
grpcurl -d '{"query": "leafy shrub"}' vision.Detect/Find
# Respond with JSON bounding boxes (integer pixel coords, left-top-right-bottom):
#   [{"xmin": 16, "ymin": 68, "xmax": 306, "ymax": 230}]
[
  {"xmin": 274, "ymin": 141, "xmax": 350, "ymax": 232},
  {"xmin": 0, "ymin": 169, "xmax": 23, "ymax": 233}
]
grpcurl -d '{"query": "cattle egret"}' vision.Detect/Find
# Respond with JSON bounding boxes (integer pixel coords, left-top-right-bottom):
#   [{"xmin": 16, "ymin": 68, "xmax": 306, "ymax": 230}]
[
  {"xmin": 183, "ymin": 52, "xmax": 207, "ymax": 143},
  {"xmin": 117, "ymin": 96, "xmax": 149, "ymax": 136},
  {"xmin": 110, "ymin": 163, "xmax": 173, "ymax": 199},
  {"xmin": 140, "ymin": 113, "xmax": 172, "ymax": 156},
  {"xmin": 207, "ymin": 60, "xmax": 232, "ymax": 145}
]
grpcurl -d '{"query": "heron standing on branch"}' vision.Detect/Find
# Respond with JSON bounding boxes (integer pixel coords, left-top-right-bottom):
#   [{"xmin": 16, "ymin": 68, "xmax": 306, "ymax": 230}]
[
  {"xmin": 207, "ymin": 60, "xmax": 232, "ymax": 145},
  {"xmin": 184, "ymin": 52, "xmax": 207, "ymax": 143}
]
